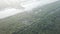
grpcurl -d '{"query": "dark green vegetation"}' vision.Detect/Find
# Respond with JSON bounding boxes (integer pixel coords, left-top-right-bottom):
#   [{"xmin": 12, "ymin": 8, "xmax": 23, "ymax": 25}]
[{"xmin": 0, "ymin": 1, "xmax": 60, "ymax": 34}]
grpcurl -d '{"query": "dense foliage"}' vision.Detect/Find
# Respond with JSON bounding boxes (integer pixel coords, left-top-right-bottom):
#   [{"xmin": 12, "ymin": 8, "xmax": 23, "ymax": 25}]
[{"xmin": 0, "ymin": 1, "xmax": 60, "ymax": 34}]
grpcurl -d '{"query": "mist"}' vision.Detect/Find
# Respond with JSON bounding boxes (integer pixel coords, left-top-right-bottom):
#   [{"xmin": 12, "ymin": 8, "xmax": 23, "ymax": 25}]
[{"xmin": 0, "ymin": 0, "xmax": 58, "ymax": 19}]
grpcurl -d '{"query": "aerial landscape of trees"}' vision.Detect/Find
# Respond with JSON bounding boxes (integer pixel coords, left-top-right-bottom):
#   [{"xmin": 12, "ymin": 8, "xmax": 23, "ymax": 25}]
[{"xmin": 0, "ymin": 0, "xmax": 60, "ymax": 34}]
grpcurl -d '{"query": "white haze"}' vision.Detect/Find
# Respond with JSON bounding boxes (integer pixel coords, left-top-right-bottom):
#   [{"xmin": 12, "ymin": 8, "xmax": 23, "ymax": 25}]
[{"xmin": 0, "ymin": 0, "xmax": 58, "ymax": 19}]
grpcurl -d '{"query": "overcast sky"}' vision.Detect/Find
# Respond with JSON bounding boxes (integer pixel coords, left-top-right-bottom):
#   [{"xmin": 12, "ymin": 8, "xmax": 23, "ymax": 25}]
[{"xmin": 0, "ymin": 0, "xmax": 58, "ymax": 19}]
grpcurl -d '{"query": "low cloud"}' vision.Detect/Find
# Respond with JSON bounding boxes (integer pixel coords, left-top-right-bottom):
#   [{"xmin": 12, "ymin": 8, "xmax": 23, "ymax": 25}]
[{"xmin": 0, "ymin": 0, "xmax": 58, "ymax": 19}]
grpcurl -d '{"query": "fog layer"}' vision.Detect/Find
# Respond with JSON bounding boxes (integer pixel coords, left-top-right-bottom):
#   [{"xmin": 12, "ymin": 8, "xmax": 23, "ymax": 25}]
[{"xmin": 0, "ymin": 0, "xmax": 58, "ymax": 19}]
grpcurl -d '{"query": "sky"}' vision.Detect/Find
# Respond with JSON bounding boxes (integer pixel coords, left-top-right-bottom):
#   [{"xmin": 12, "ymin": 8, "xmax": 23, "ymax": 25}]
[{"xmin": 0, "ymin": 0, "xmax": 58, "ymax": 19}]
